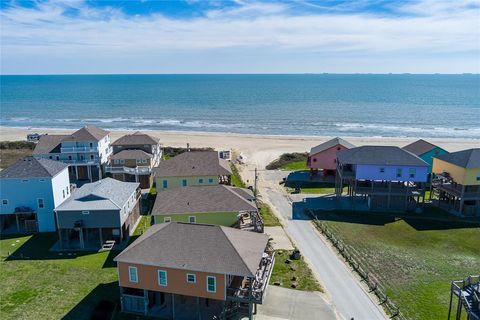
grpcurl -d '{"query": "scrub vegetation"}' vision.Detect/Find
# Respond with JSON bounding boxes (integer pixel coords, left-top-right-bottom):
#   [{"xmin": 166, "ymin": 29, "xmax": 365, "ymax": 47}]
[
  {"xmin": 266, "ymin": 152, "xmax": 308, "ymax": 171},
  {"xmin": 0, "ymin": 141, "xmax": 35, "ymax": 169},
  {"xmin": 313, "ymin": 210, "xmax": 480, "ymax": 320}
]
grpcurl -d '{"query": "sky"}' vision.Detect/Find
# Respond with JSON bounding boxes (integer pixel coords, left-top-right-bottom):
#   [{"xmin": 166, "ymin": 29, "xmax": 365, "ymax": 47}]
[{"xmin": 1, "ymin": 0, "xmax": 479, "ymax": 74}]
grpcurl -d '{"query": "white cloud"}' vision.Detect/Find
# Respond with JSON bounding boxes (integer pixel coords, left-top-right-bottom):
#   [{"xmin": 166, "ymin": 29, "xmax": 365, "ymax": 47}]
[{"xmin": 0, "ymin": 0, "xmax": 479, "ymax": 74}]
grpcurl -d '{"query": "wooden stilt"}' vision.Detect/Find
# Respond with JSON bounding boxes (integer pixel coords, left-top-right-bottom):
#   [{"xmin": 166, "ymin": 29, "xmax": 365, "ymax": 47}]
[
  {"xmin": 58, "ymin": 228, "xmax": 63, "ymax": 249},
  {"xmin": 15, "ymin": 214, "xmax": 20, "ymax": 233},
  {"xmin": 79, "ymin": 228, "xmax": 84, "ymax": 249},
  {"xmin": 172, "ymin": 294, "xmax": 175, "ymax": 320},
  {"xmin": 99, "ymin": 228, "xmax": 103, "ymax": 247}
]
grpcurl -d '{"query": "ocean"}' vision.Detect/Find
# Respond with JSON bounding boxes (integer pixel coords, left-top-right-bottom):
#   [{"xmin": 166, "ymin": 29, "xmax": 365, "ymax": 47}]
[{"xmin": 1, "ymin": 74, "xmax": 479, "ymax": 139}]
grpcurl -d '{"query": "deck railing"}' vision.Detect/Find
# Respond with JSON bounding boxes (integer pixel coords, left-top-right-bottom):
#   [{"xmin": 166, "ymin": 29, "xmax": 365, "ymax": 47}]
[
  {"xmin": 60, "ymin": 146, "xmax": 99, "ymax": 153},
  {"xmin": 105, "ymin": 166, "xmax": 152, "ymax": 175}
]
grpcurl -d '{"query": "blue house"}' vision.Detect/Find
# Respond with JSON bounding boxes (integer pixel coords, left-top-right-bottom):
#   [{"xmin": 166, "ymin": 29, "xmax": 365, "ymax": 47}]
[
  {"xmin": 0, "ymin": 157, "xmax": 71, "ymax": 233},
  {"xmin": 335, "ymin": 146, "xmax": 429, "ymax": 212},
  {"xmin": 402, "ymin": 139, "xmax": 448, "ymax": 172}
]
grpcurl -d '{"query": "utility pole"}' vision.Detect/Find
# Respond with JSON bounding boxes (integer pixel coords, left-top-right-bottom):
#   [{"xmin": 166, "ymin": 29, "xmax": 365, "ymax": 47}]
[{"xmin": 254, "ymin": 167, "xmax": 258, "ymax": 201}]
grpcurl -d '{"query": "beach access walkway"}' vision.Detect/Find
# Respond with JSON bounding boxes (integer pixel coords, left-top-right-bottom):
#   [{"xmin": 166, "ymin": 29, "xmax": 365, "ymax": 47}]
[{"xmin": 259, "ymin": 170, "xmax": 387, "ymax": 320}]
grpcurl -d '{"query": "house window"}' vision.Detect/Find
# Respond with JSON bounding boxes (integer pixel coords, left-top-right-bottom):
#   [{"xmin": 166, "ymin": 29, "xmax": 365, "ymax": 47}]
[
  {"xmin": 163, "ymin": 180, "xmax": 168, "ymax": 188},
  {"xmin": 163, "ymin": 217, "xmax": 171, "ymax": 223},
  {"xmin": 313, "ymin": 158, "xmax": 317, "ymax": 162},
  {"xmin": 120, "ymin": 159, "xmax": 125, "ymax": 164},
  {"xmin": 56, "ymin": 156, "xmax": 59, "ymax": 160},
  {"xmin": 2, "ymin": 199, "xmax": 8, "ymax": 205},
  {"xmin": 396, "ymin": 168, "xmax": 402, "ymax": 178},
  {"xmin": 22, "ymin": 179, "xmax": 28, "ymax": 182},
  {"xmin": 208, "ymin": 178, "xmax": 214, "ymax": 183},
  {"xmin": 188, "ymin": 216, "xmax": 196, "ymax": 224},
  {"xmin": 182, "ymin": 179, "xmax": 187, "ymax": 187},
  {"xmin": 186, "ymin": 273, "xmax": 196, "ymax": 283},
  {"xmin": 128, "ymin": 266, "xmax": 138, "ymax": 283},
  {"xmin": 68, "ymin": 155, "xmax": 72, "ymax": 160},
  {"xmin": 37, "ymin": 198, "xmax": 45, "ymax": 209},
  {"xmin": 136, "ymin": 159, "xmax": 142, "ymax": 164},
  {"xmin": 158, "ymin": 270, "xmax": 168, "ymax": 286},
  {"xmin": 82, "ymin": 210, "xmax": 90, "ymax": 215},
  {"xmin": 142, "ymin": 159, "xmax": 147, "ymax": 164},
  {"xmin": 49, "ymin": 156, "xmax": 53, "ymax": 159},
  {"xmin": 206, "ymin": 276, "xmax": 216, "ymax": 293},
  {"xmin": 199, "ymin": 178, "xmax": 204, "ymax": 184},
  {"xmin": 62, "ymin": 190, "xmax": 65, "ymax": 198},
  {"xmin": 379, "ymin": 168, "xmax": 385, "ymax": 173},
  {"xmin": 90, "ymin": 155, "xmax": 94, "ymax": 160},
  {"xmin": 409, "ymin": 168, "xmax": 416, "ymax": 178},
  {"xmin": 476, "ymin": 173, "xmax": 480, "ymax": 181},
  {"xmin": 114, "ymin": 159, "xmax": 119, "ymax": 164},
  {"xmin": 66, "ymin": 187, "xmax": 69, "ymax": 195}
]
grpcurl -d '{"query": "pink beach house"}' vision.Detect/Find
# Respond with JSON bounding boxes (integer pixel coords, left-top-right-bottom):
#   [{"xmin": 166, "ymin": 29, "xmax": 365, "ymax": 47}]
[{"xmin": 307, "ymin": 137, "xmax": 355, "ymax": 176}]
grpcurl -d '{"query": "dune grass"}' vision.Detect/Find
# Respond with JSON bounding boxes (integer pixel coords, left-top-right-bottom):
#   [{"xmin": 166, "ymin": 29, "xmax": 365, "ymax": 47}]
[
  {"xmin": 266, "ymin": 153, "xmax": 308, "ymax": 171},
  {"xmin": 258, "ymin": 201, "xmax": 281, "ymax": 227},
  {"xmin": 314, "ymin": 211, "xmax": 480, "ymax": 320},
  {"xmin": 230, "ymin": 162, "xmax": 247, "ymax": 188}
]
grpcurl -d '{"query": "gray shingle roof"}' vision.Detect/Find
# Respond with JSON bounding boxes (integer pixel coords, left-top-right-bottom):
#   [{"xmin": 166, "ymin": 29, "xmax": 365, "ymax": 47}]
[
  {"xmin": 62, "ymin": 126, "xmax": 109, "ymax": 142},
  {"xmin": 112, "ymin": 132, "xmax": 159, "ymax": 146},
  {"xmin": 153, "ymin": 151, "xmax": 232, "ymax": 177},
  {"xmin": 33, "ymin": 135, "xmax": 69, "ymax": 154},
  {"xmin": 111, "ymin": 149, "xmax": 153, "ymax": 160},
  {"xmin": 434, "ymin": 148, "xmax": 480, "ymax": 169},
  {"xmin": 402, "ymin": 139, "xmax": 446, "ymax": 156},
  {"xmin": 114, "ymin": 222, "xmax": 269, "ymax": 277},
  {"xmin": 337, "ymin": 146, "xmax": 428, "ymax": 166},
  {"xmin": 310, "ymin": 137, "xmax": 355, "ymax": 155},
  {"xmin": 152, "ymin": 185, "xmax": 257, "ymax": 215},
  {"xmin": 0, "ymin": 156, "xmax": 69, "ymax": 179},
  {"xmin": 56, "ymin": 178, "xmax": 139, "ymax": 211}
]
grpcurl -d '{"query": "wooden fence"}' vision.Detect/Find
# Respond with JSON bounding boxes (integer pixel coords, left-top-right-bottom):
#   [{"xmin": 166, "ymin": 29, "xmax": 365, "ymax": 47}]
[{"xmin": 307, "ymin": 209, "xmax": 408, "ymax": 320}]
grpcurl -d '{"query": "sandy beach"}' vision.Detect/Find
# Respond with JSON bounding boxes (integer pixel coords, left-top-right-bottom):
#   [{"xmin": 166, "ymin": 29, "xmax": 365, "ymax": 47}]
[{"xmin": 1, "ymin": 126, "xmax": 478, "ymax": 172}]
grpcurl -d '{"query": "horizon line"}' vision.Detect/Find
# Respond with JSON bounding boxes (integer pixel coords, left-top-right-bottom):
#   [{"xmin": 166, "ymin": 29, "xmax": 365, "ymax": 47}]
[{"xmin": 1, "ymin": 72, "xmax": 479, "ymax": 76}]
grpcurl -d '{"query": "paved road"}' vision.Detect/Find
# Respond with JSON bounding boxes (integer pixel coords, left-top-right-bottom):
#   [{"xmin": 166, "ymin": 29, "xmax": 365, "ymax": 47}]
[{"xmin": 261, "ymin": 172, "xmax": 386, "ymax": 320}]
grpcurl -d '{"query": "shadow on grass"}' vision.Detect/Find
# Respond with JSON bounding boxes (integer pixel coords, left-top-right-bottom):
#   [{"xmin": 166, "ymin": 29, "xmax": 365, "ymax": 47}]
[
  {"xmin": 4, "ymin": 233, "xmax": 104, "ymax": 261},
  {"xmin": 285, "ymin": 170, "xmax": 336, "ymax": 188},
  {"xmin": 62, "ymin": 281, "xmax": 119, "ymax": 320}
]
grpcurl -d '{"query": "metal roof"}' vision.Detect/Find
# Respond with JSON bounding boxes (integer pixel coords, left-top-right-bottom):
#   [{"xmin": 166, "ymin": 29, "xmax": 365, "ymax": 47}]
[{"xmin": 55, "ymin": 178, "xmax": 139, "ymax": 211}]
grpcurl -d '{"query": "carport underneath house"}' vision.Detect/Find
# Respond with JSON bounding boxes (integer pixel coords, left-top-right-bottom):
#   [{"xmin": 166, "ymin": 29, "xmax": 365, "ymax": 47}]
[
  {"xmin": 55, "ymin": 202, "xmax": 140, "ymax": 250},
  {"xmin": 0, "ymin": 207, "xmax": 38, "ymax": 234}
]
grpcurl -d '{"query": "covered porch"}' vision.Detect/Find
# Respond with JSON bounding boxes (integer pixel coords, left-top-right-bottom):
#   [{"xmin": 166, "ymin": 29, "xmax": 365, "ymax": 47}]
[
  {"xmin": 56, "ymin": 225, "xmax": 125, "ymax": 251},
  {"xmin": 0, "ymin": 208, "xmax": 38, "ymax": 234}
]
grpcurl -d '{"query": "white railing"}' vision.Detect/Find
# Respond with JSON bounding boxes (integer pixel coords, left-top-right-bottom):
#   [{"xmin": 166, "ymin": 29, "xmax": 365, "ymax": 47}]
[
  {"xmin": 63, "ymin": 159, "xmax": 99, "ymax": 165},
  {"xmin": 61, "ymin": 146, "xmax": 99, "ymax": 153},
  {"xmin": 105, "ymin": 166, "xmax": 151, "ymax": 175}
]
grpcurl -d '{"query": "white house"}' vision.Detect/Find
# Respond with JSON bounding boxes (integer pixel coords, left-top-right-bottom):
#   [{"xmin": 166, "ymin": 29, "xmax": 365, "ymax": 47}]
[
  {"xmin": 0, "ymin": 157, "xmax": 71, "ymax": 233},
  {"xmin": 33, "ymin": 125, "xmax": 112, "ymax": 182}
]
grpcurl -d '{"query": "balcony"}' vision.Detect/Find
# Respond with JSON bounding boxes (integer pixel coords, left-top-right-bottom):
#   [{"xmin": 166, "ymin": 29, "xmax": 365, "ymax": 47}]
[
  {"xmin": 433, "ymin": 181, "xmax": 480, "ymax": 199},
  {"xmin": 60, "ymin": 146, "xmax": 99, "ymax": 153},
  {"xmin": 62, "ymin": 159, "xmax": 99, "ymax": 165},
  {"xmin": 226, "ymin": 251, "xmax": 275, "ymax": 304},
  {"xmin": 105, "ymin": 166, "xmax": 152, "ymax": 175}
]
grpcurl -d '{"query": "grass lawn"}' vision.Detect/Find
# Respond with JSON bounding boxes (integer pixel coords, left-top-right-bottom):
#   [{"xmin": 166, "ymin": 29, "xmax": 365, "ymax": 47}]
[
  {"xmin": 279, "ymin": 160, "xmax": 309, "ymax": 171},
  {"xmin": 0, "ymin": 233, "xmax": 120, "ymax": 320},
  {"xmin": 258, "ymin": 201, "xmax": 281, "ymax": 227},
  {"xmin": 314, "ymin": 211, "xmax": 480, "ymax": 320},
  {"xmin": 269, "ymin": 250, "xmax": 322, "ymax": 292},
  {"xmin": 230, "ymin": 162, "xmax": 247, "ymax": 188},
  {"xmin": 266, "ymin": 153, "xmax": 308, "ymax": 171}
]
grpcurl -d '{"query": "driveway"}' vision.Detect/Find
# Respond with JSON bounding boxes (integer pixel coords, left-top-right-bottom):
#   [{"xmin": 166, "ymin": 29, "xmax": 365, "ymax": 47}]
[
  {"xmin": 260, "ymin": 171, "xmax": 386, "ymax": 320},
  {"xmin": 256, "ymin": 286, "xmax": 337, "ymax": 320}
]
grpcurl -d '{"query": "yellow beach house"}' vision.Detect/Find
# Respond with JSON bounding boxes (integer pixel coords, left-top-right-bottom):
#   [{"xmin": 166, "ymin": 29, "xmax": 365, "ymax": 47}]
[{"xmin": 431, "ymin": 148, "xmax": 480, "ymax": 217}]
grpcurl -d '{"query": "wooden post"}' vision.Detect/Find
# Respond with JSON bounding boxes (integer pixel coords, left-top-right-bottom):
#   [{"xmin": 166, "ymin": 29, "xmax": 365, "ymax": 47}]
[
  {"xmin": 58, "ymin": 228, "xmax": 63, "ymax": 249},
  {"xmin": 172, "ymin": 294, "xmax": 175, "ymax": 320},
  {"xmin": 15, "ymin": 214, "xmax": 20, "ymax": 233},
  {"xmin": 88, "ymin": 165, "xmax": 92, "ymax": 182},
  {"xmin": 75, "ymin": 166, "xmax": 78, "ymax": 180},
  {"xmin": 248, "ymin": 278, "xmax": 253, "ymax": 320},
  {"xmin": 459, "ymin": 185, "xmax": 465, "ymax": 215},
  {"xmin": 196, "ymin": 296, "xmax": 200, "ymax": 320},
  {"xmin": 79, "ymin": 228, "xmax": 84, "ymax": 249},
  {"xmin": 387, "ymin": 181, "xmax": 392, "ymax": 210},
  {"xmin": 99, "ymin": 228, "xmax": 103, "ymax": 247},
  {"xmin": 143, "ymin": 289, "xmax": 148, "ymax": 316}
]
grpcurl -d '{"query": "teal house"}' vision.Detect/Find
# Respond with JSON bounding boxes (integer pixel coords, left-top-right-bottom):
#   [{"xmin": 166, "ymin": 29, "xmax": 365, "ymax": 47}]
[{"xmin": 403, "ymin": 139, "xmax": 448, "ymax": 172}]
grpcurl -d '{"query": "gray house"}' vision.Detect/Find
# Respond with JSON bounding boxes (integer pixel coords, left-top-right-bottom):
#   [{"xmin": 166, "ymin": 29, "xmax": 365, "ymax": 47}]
[{"xmin": 55, "ymin": 178, "xmax": 140, "ymax": 250}]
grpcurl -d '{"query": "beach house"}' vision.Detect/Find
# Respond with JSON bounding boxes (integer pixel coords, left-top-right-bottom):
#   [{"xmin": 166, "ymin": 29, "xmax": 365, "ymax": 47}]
[
  {"xmin": 114, "ymin": 222, "xmax": 274, "ymax": 319},
  {"xmin": 33, "ymin": 126, "xmax": 112, "ymax": 182},
  {"xmin": 335, "ymin": 146, "xmax": 429, "ymax": 212},
  {"xmin": 153, "ymin": 151, "xmax": 232, "ymax": 191},
  {"xmin": 55, "ymin": 178, "xmax": 141, "ymax": 250},
  {"xmin": 402, "ymin": 139, "xmax": 448, "ymax": 172},
  {"xmin": 431, "ymin": 148, "xmax": 480, "ymax": 217},
  {"xmin": 151, "ymin": 185, "xmax": 263, "ymax": 231},
  {"xmin": 0, "ymin": 157, "xmax": 71, "ymax": 233},
  {"xmin": 105, "ymin": 132, "xmax": 162, "ymax": 188},
  {"xmin": 307, "ymin": 137, "xmax": 355, "ymax": 176}
]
